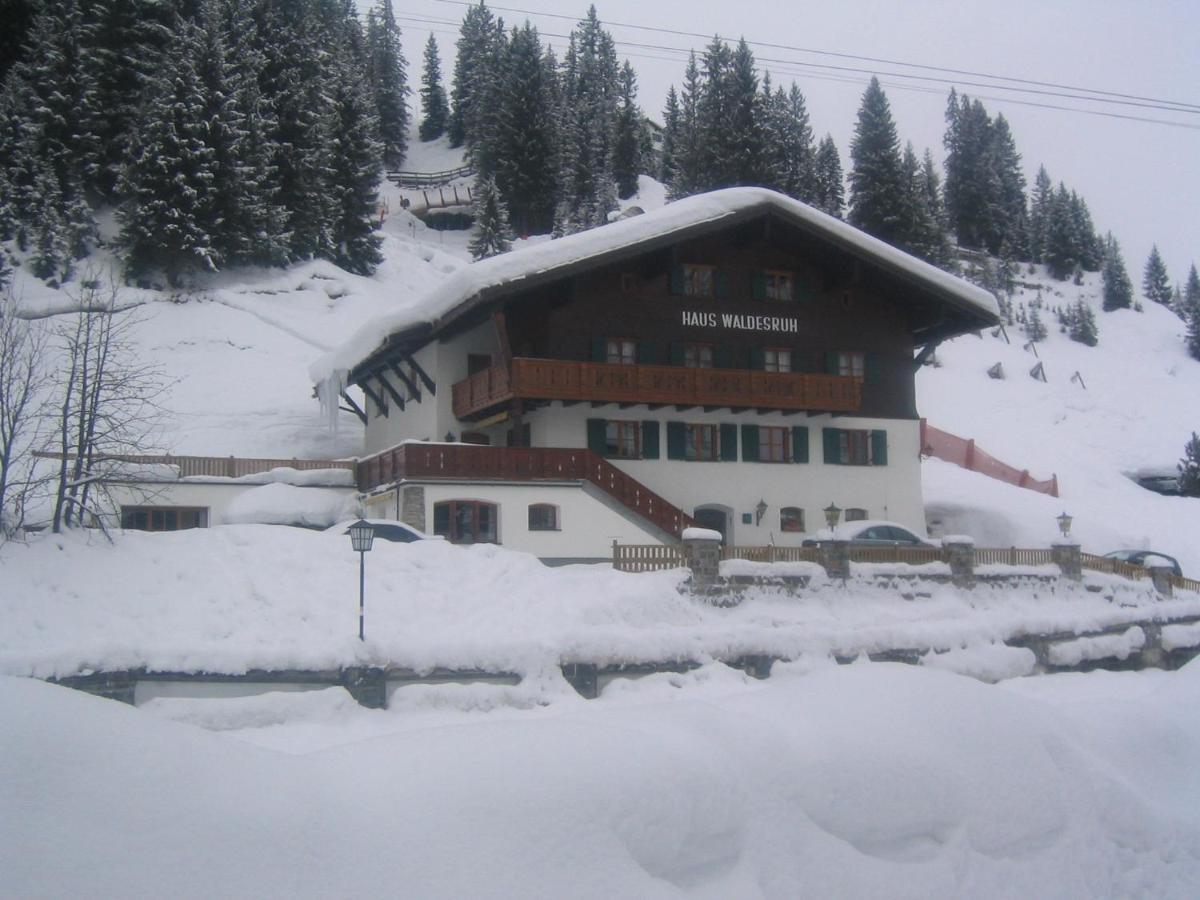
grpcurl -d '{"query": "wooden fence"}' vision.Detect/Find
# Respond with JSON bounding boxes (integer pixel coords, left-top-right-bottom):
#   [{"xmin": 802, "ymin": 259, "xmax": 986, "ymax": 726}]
[
  {"xmin": 384, "ymin": 164, "xmax": 475, "ymax": 188},
  {"xmin": 976, "ymin": 547, "xmax": 1056, "ymax": 567},
  {"xmin": 1080, "ymin": 553, "xmax": 1149, "ymax": 580},
  {"xmin": 721, "ymin": 546, "xmax": 821, "ymax": 563},
  {"xmin": 612, "ymin": 543, "xmax": 688, "ymax": 572},
  {"xmin": 34, "ymin": 451, "xmax": 355, "ymax": 480}
]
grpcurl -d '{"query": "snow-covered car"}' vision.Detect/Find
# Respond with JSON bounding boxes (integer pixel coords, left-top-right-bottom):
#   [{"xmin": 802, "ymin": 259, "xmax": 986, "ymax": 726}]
[
  {"xmin": 1103, "ymin": 549, "xmax": 1182, "ymax": 577},
  {"xmin": 327, "ymin": 519, "xmax": 438, "ymax": 544},
  {"xmin": 801, "ymin": 520, "xmax": 937, "ymax": 548}
]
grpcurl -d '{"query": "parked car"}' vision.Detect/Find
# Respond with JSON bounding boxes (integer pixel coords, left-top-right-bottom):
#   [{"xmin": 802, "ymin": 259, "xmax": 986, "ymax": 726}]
[
  {"xmin": 327, "ymin": 519, "xmax": 434, "ymax": 544},
  {"xmin": 802, "ymin": 520, "xmax": 937, "ymax": 548},
  {"xmin": 1103, "ymin": 549, "xmax": 1182, "ymax": 577}
]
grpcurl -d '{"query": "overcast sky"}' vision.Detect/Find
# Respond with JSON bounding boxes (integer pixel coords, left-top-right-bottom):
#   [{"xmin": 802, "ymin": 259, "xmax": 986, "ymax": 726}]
[{"xmin": 393, "ymin": 0, "xmax": 1198, "ymax": 285}]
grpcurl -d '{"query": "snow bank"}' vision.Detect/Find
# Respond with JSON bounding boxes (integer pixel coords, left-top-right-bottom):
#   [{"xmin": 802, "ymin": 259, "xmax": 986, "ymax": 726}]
[
  {"xmin": 1047, "ymin": 627, "xmax": 1147, "ymax": 667},
  {"xmin": 222, "ymin": 483, "xmax": 357, "ymax": 527},
  {"xmin": 4, "ymin": 661, "xmax": 1199, "ymax": 897}
]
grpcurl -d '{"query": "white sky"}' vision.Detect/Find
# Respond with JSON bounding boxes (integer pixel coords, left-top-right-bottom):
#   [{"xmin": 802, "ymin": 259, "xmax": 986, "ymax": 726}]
[{"xmin": 393, "ymin": 0, "xmax": 1199, "ymax": 286}]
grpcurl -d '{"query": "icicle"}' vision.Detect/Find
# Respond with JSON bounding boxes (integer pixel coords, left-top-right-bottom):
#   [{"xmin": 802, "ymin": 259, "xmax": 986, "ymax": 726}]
[{"xmin": 315, "ymin": 369, "xmax": 349, "ymax": 434}]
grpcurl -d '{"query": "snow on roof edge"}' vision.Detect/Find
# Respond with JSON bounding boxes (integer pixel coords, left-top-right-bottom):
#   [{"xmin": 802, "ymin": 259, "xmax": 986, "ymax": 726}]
[{"xmin": 310, "ymin": 188, "xmax": 999, "ymax": 384}]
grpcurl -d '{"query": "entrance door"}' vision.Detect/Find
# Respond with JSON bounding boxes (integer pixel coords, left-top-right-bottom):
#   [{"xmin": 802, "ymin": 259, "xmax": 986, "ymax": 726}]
[{"xmin": 693, "ymin": 507, "xmax": 728, "ymax": 543}]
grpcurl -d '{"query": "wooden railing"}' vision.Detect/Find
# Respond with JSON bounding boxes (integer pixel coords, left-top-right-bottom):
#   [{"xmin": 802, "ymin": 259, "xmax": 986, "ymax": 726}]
[
  {"xmin": 356, "ymin": 443, "xmax": 694, "ymax": 538},
  {"xmin": 1080, "ymin": 553, "xmax": 1149, "ymax": 580},
  {"xmin": 34, "ymin": 451, "xmax": 355, "ymax": 479},
  {"xmin": 453, "ymin": 358, "xmax": 862, "ymax": 419},
  {"xmin": 847, "ymin": 545, "xmax": 945, "ymax": 565},
  {"xmin": 385, "ymin": 164, "xmax": 475, "ymax": 188},
  {"xmin": 721, "ymin": 546, "xmax": 822, "ymax": 563}
]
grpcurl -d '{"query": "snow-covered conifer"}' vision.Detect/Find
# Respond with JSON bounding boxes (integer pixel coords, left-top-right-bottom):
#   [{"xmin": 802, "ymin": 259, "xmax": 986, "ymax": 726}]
[
  {"xmin": 1179, "ymin": 433, "xmax": 1200, "ymax": 496},
  {"xmin": 814, "ymin": 134, "xmax": 844, "ymax": 218},
  {"xmin": 612, "ymin": 61, "xmax": 642, "ymax": 199},
  {"xmin": 1101, "ymin": 234, "xmax": 1133, "ymax": 311},
  {"xmin": 367, "ymin": 0, "xmax": 408, "ymax": 170},
  {"xmin": 468, "ymin": 174, "xmax": 514, "ymax": 259},
  {"xmin": 419, "ymin": 34, "xmax": 448, "ymax": 141},
  {"xmin": 848, "ymin": 77, "xmax": 905, "ymax": 245},
  {"xmin": 1142, "ymin": 245, "xmax": 1173, "ymax": 307}
]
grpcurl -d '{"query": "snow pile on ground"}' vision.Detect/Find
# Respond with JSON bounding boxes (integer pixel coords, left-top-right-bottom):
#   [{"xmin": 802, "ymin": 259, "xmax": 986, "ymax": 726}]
[
  {"xmin": 2, "ymin": 526, "xmax": 1197, "ymax": 680},
  {"xmin": 4, "ymin": 660, "xmax": 1199, "ymax": 898}
]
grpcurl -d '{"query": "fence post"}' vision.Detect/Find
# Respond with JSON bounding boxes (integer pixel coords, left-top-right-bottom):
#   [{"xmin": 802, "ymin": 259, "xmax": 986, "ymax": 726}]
[
  {"xmin": 965, "ymin": 439, "xmax": 976, "ymax": 470},
  {"xmin": 612, "ymin": 539, "xmax": 620, "ymax": 571},
  {"xmin": 683, "ymin": 530, "xmax": 722, "ymax": 587},
  {"xmin": 820, "ymin": 540, "xmax": 851, "ymax": 581},
  {"xmin": 944, "ymin": 537, "xmax": 976, "ymax": 588},
  {"xmin": 1051, "ymin": 541, "xmax": 1082, "ymax": 581}
]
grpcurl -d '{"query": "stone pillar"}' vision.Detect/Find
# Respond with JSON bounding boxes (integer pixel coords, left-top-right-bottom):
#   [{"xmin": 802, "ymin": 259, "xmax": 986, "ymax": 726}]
[
  {"xmin": 1051, "ymin": 542, "xmax": 1082, "ymax": 581},
  {"xmin": 341, "ymin": 667, "xmax": 388, "ymax": 709},
  {"xmin": 944, "ymin": 539, "xmax": 976, "ymax": 588},
  {"xmin": 401, "ymin": 485, "xmax": 426, "ymax": 532},
  {"xmin": 684, "ymin": 534, "xmax": 722, "ymax": 587},
  {"xmin": 1148, "ymin": 566, "xmax": 1174, "ymax": 598},
  {"xmin": 820, "ymin": 540, "xmax": 851, "ymax": 581}
]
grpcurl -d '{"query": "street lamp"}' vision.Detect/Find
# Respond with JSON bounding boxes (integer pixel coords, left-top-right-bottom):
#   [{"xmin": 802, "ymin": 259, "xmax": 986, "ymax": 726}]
[
  {"xmin": 755, "ymin": 499, "xmax": 768, "ymax": 526},
  {"xmin": 823, "ymin": 502, "xmax": 842, "ymax": 531},
  {"xmin": 348, "ymin": 519, "xmax": 376, "ymax": 641},
  {"xmin": 1056, "ymin": 511, "xmax": 1073, "ymax": 539}
]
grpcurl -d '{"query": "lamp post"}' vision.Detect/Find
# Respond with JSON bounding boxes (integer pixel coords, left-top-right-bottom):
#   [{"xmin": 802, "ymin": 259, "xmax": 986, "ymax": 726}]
[
  {"xmin": 1056, "ymin": 511, "xmax": 1073, "ymax": 539},
  {"xmin": 755, "ymin": 499, "xmax": 768, "ymax": 526},
  {"xmin": 823, "ymin": 502, "xmax": 842, "ymax": 532},
  {"xmin": 348, "ymin": 519, "xmax": 376, "ymax": 641}
]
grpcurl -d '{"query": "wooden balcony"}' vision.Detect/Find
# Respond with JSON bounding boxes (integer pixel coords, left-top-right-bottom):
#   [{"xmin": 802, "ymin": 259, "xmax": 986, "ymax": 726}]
[
  {"xmin": 452, "ymin": 357, "xmax": 862, "ymax": 419},
  {"xmin": 356, "ymin": 443, "xmax": 694, "ymax": 537}
]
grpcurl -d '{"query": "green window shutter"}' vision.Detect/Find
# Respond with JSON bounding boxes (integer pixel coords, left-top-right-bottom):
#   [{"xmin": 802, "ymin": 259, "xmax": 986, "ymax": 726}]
[
  {"xmin": 791, "ymin": 426, "xmax": 809, "ymax": 463},
  {"xmin": 719, "ymin": 423, "xmax": 738, "ymax": 461},
  {"xmin": 586, "ymin": 418, "xmax": 608, "ymax": 455},
  {"xmin": 670, "ymin": 265, "xmax": 684, "ymax": 295},
  {"xmin": 590, "ymin": 337, "xmax": 607, "ymax": 362},
  {"xmin": 825, "ymin": 351, "xmax": 840, "ymax": 375},
  {"xmin": 823, "ymin": 427, "xmax": 842, "ymax": 464},
  {"xmin": 865, "ymin": 352, "xmax": 882, "ymax": 385},
  {"xmin": 791, "ymin": 275, "xmax": 805, "ymax": 302},
  {"xmin": 669, "ymin": 341, "xmax": 684, "ymax": 366},
  {"xmin": 433, "ymin": 503, "xmax": 449, "ymax": 537},
  {"xmin": 641, "ymin": 421, "xmax": 660, "ymax": 459},
  {"xmin": 666, "ymin": 421, "xmax": 686, "ymax": 460},
  {"xmin": 636, "ymin": 340, "xmax": 656, "ymax": 365},
  {"xmin": 741, "ymin": 424, "xmax": 760, "ymax": 461},
  {"xmin": 715, "ymin": 269, "xmax": 730, "ymax": 299},
  {"xmin": 752, "ymin": 272, "xmax": 766, "ymax": 301},
  {"xmin": 749, "ymin": 346, "xmax": 765, "ymax": 370},
  {"xmin": 871, "ymin": 429, "xmax": 888, "ymax": 466},
  {"xmin": 714, "ymin": 344, "xmax": 734, "ymax": 369}
]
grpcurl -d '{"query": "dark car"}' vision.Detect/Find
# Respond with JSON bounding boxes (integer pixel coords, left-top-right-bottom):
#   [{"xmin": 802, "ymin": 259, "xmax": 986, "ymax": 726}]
[
  {"xmin": 802, "ymin": 520, "xmax": 936, "ymax": 548},
  {"xmin": 1103, "ymin": 549, "xmax": 1182, "ymax": 577}
]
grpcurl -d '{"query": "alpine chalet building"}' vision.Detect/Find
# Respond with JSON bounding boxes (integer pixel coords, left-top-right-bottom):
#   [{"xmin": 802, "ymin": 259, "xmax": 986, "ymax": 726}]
[{"xmin": 312, "ymin": 188, "xmax": 998, "ymax": 562}]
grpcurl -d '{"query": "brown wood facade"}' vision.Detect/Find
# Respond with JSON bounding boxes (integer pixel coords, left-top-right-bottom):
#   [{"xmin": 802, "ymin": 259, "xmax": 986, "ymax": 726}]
[{"xmin": 446, "ymin": 216, "xmax": 924, "ymax": 421}]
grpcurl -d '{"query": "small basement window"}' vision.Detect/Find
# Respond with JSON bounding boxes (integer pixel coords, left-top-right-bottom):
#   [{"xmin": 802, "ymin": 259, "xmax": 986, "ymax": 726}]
[
  {"xmin": 121, "ymin": 507, "xmax": 208, "ymax": 532},
  {"xmin": 433, "ymin": 500, "xmax": 498, "ymax": 544},
  {"xmin": 845, "ymin": 507, "xmax": 868, "ymax": 522},
  {"xmin": 528, "ymin": 503, "xmax": 559, "ymax": 531}
]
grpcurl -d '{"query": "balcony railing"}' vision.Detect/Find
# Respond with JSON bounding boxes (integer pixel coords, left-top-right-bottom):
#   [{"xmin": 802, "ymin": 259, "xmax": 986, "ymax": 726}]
[
  {"xmin": 356, "ymin": 442, "xmax": 694, "ymax": 538},
  {"xmin": 452, "ymin": 358, "xmax": 862, "ymax": 419}
]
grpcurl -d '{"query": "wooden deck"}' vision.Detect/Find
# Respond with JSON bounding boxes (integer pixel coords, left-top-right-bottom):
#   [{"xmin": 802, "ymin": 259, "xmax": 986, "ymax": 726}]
[{"xmin": 452, "ymin": 357, "xmax": 862, "ymax": 419}]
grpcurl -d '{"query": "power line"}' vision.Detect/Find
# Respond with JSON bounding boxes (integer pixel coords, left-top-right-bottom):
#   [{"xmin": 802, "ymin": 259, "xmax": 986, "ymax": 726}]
[{"xmin": 425, "ymin": 0, "xmax": 1200, "ymax": 114}]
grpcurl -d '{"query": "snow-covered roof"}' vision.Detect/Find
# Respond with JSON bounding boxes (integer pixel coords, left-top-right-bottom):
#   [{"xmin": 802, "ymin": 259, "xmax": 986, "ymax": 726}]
[{"xmin": 311, "ymin": 187, "xmax": 1000, "ymax": 382}]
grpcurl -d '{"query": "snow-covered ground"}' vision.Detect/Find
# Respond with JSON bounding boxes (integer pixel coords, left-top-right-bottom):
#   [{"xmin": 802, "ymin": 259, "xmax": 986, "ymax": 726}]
[
  {"xmin": 4, "ymin": 139, "xmax": 1200, "ymax": 896},
  {"xmin": 4, "ymin": 660, "xmax": 1199, "ymax": 898}
]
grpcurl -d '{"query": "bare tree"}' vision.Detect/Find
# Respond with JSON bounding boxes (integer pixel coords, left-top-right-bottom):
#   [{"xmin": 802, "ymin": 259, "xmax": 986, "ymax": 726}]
[
  {"xmin": 0, "ymin": 286, "xmax": 52, "ymax": 537},
  {"xmin": 50, "ymin": 280, "xmax": 166, "ymax": 532}
]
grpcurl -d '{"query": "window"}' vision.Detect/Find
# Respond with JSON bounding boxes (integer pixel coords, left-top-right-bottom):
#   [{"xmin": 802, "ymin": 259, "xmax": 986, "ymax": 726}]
[
  {"xmin": 528, "ymin": 504, "xmax": 559, "ymax": 531},
  {"xmin": 757, "ymin": 426, "xmax": 790, "ymax": 462},
  {"xmin": 763, "ymin": 348, "xmax": 792, "ymax": 373},
  {"xmin": 685, "ymin": 423, "xmax": 718, "ymax": 460},
  {"xmin": 823, "ymin": 428, "xmax": 887, "ymax": 466},
  {"xmin": 605, "ymin": 420, "xmax": 640, "ymax": 458},
  {"xmin": 780, "ymin": 507, "xmax": 805, "ymax": 532},
  {"xmin": 683, "ymin": 342, "xmax": 714, "ymax": 369},
  {"xmin": 682, "ymin": 264, "xmax": 715, "ymax": 297},
  {"xmin": 845, "ymin": 507, "xmax": 868, "ymax": 522},
  {"xmin": 121, "ymin": 507, "xmax": 208, "ymax": 532},
  {"xmin": 837, "ymin": 351, "xmax": 865, "ymax": 379},
  {"xmin": 433, "ymin": 500, "xmax": 498, "ymax": 544},
  {"xmin": 764, "ymin": 270, "xmax": 795, "ymax": 301},
  {"xmin": 606, "ymin": 338, "xmax": 636, "ymax": 365}
]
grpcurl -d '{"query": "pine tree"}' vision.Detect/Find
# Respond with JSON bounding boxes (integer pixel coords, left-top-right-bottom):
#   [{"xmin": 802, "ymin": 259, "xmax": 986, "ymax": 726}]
[
  {"xmin": 848, "ymin": 77, "xmax": 905, "ymax": 245},
  {"xmin": 1187, "ymin": 300, "xmax": 1200, "ymax": 362},
  {"xmin": 667, "ymin": 52, "xmax": 703, "ymax": 199},
  {"xmin": 724, "ymin": 38, "xmax": 763, "ymax": 186},
  {"xmin": 1068, "ymin": 299, "xmax": 1098, "ymax": 346},
  {"xmin": 367, "ymin": 0, "xmax": 408, "ymax": 170},
  {"xmin": 1025, "ymin": 305, "xmax": 1047, "ymax": 342},
  {"xmin": 419, "ymin": 34, "xmax": 448, "ymax": 141},
  {"xmin": 813, "ymin": 134, "xmax": 844, "ymax": 218},
  {"xmin": 1179, "ymin": 433, "xmax": 1200, "ymax": 497},
  {"xmin": 1142, "ymin": 245, "xmax": 1173, "ymax": 307},
  {"xmin": 447, "ymin": 0, "xmax": 497, "ymax": 149},
  {"xmin": 1027, "ymin": 165, "xmax": 1053, "ymax": 264},
  {"xmin": 694, "ymin": 35, "xmax": 733, "ymax": 190},
  {"xmin": 468, "ymin": 174, "xmax": 513, "ymax": 259},
  {"xmin": 612, "ymin": 61, "xmax": 642, "ymax": 199},
  {"xmin": 659, "ymin": 85, "xmax": 681, "ymax": 187},
  {"xmin": 119, "ymin": 15, "xmax": 221, "ymax": 285},
  {"xmin": 1101, "ymin": 234, "xmax": 1133, "ymax": 311},
  {"xmin": 493, "ymin": 23, "xmax": 557, "ymax": 235},
  {"xmin": 1185, "ymin": 264, "xmax": 1200, "ymax": 311}
]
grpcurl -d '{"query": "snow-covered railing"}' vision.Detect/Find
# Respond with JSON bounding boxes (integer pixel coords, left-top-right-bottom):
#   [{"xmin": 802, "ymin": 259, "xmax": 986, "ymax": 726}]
[
  {"xmin": 34, "ymin": 451, "xmax": 355, "ymax": 480},
  {"xmin": 920, "ymin": 419, "xmax": 1058, "ymax": 497},
  {"xmin": 720, "ymin": 546, "xmax": 821, "ymax": 563},
  {"xmin": 612, "ymin": 543, "xmax": 688, "ymax": 572},
  {"xmin": 384, "ymin": 164, "xmax": 475, "ymax": 188}
]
